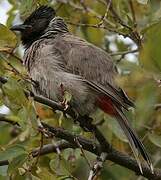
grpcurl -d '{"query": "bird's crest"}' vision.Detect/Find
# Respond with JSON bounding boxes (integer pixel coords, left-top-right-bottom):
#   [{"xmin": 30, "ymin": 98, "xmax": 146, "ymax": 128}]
[{"xmin": 24, "ymin": 6, "xmax": 56, "ymax": 24}]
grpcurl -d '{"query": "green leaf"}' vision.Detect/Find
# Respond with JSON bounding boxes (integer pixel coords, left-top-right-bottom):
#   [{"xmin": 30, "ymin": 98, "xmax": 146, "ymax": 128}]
[
  {"xmin": 0, "ymin": 145, "xmax": 26, "ymax": 161},
  {"xmin": 148, "ymin": 133, "xmax": 161, "ymax": 148},
  {"xmin": 19, "ymin": 125, "xmax": 30, "ymax": 141},
  {"xmin": 16, "ymin": 105, "xmax": 38, "ymax": 137},
  {"xmin": 105, "ymin": 116, "xmax": 127, "ymax": 142},
  {"xmin": 2, "ymin": 78, "xmax": 27, "ymax": 112},
  {"xmin": 140, "ymin": 22, "xmax": 161, "ymax": 73},
  {"xmin": 0, "ymin": 24, "xmax": 17, "ymax": 52},
  {"xmin": 6, "ymin": 6, "xmax": 17, "ymax": 27},
  {"xmin": 26, "ymin": 100, "xmax": 38, "ymax": 129},
  {"xmin": 5, "ymin": 115, "xmax": 20, "ymax": 124},
  {"xmin": 0, "ymin": 124, "xmax": 12, "ymax": 145},
  {"xmin": 50, "ymin": 157, "xmax": 71, "ymax": 177},
  {"xmin": 135, "ymin": 81, "xmax": 157, "ymax": 127},
  {"xmin": 30, "ymin": 174, "xmax": 41, "ymax": 180},
  {"xmin": 37, "ymin": 167, "xmax": 57, "ymax": 180},
  {"xmin": 8, "ymin": 153, "xmax": 28, "ymax": 174},
  {"xmin": 11, "ymin": 100, "xmax": 38, "ymax": 132}
]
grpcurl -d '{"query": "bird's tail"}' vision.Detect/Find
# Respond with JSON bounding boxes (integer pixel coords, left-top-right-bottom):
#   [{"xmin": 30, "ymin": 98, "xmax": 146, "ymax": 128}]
[{"xmin": 113, "ymin": 104, "xmax": 153, "ymax": 174}]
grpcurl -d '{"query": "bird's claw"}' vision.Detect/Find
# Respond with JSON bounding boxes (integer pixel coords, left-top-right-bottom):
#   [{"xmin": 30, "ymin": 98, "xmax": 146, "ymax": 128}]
[{"xmin": 61, "ymin": 99, "xmax": 69, "ymax": 110}]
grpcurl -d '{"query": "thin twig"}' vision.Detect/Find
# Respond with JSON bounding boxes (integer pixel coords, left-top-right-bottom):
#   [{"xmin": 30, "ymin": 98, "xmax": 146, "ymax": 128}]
[
  {"xmin": 97, "ymin": 0, "xmax": 111, "ymax": 27},
  {"xmin": 56, "ymin": 0, "xmax": 142, "ymax": 46},
  {"xmin": 105, "ymin": 0, "xmax": 141, "ymax": 46},
  {"xmin": 129, "ymin": 0, "xmax": 137, "ymax": 27},
  {"xmin": 34, "ymin": 132, "xmax": 44, "ymax": 165},
  {"xmin": 0, "ymin": 114, "xmax": 18, "ymax": 125},
  {"xmin": 66, "ymin": 21, "xmax": 127, "ymax": 37},
  {"xmin": 75, "ymin": 137, "xmax": 92, "ymax": 168},
  {"xmin": 9, "ymin": 52, "xmax": 23, "ymax": 63},
  {"xmin": 32, "ymin": 141, "xmax": 74, "ymax": 157},
  {"xmin": 67, "ymin": 1, "xmax": 114, "ymax": 26},
  {"xmin": 110, "ymin": 49, "xmax": 138, "ymax": 56},
  {"xmin": 154, "ymin": 104, "xmax": 161, "ymax": 110},
  {"xmin": 88, "ymin": 152, "xmax": 108, "ymax": 180},
  {"xmin": 105, "ymin": 0, "xmax": 131, "ymax": 30},
  {"xmin": 51, "ymin": 139, "xmax": 62, "ymax": 159},
  {"xmin": 80, "ymin": 0, "xmax": 88, "ymax": 12},
  {"xmin": 2, "ymin": 49, "xmax": 23, "ymax": 63}
]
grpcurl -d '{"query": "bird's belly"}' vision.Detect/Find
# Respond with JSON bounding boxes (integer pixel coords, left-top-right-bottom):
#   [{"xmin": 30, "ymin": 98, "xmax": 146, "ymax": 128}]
[{"xmin": 30, "ymin": 69, "xmax": 97, "ymax": 115}]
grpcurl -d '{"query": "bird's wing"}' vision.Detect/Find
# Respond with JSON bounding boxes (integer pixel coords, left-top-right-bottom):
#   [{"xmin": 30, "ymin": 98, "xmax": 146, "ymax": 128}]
[{"xmin": 53, "ymin": 34, "xmax": 134, "ymax": 109}]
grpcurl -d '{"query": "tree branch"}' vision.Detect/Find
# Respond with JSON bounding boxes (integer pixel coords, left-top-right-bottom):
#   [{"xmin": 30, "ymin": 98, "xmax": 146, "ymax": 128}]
[
  {"xmin": 109, "ymin": 49, "xmax": 138, "ymax": 56},
  {"xmin": 88, "ymin": 152, "xmax": 108, "ymax": 180},
  {"xmin": 0, "ymin": 114, "xmax": 18, "ymax": 125},
  {"xmin": 0, "ymin": 160, "xmax": 9, "ymax": 166},
  {"xmin": 41, "ymin": 123, "xmax": 161, "ymax": 180},
  {"xmin": 32, "ymin": 141, "xmax": 74, "ymax": 157},
  {"xmin": 0, "ymin": 115, "xmax": 161, "ymax": 179}
]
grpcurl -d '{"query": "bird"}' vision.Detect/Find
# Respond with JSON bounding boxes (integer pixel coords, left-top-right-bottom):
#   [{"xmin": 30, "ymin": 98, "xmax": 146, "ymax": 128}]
[{"xmin": 10, "ymin": 5, "xmax": 153, "ymax": 173}]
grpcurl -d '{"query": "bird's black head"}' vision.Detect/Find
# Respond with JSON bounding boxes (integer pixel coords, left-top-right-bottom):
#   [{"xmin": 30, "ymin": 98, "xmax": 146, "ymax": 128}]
[{"xmin": 10, "ymin": 6, "xmax": 56, "ymax": 48}]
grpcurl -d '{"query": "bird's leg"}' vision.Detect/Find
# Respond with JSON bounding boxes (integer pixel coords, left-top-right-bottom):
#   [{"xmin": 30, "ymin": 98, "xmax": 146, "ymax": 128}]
[
  {"xmin": 60, "ymin": 83, "xmax": 65, "ymax": 97},
  {"xmin": 59, "ymin": 83, "xmax": 72, "ymax": 110},
  {"xmin": 58, "ymin": 83, "xmax": 72, "ymax": 126},
  {"xmin": 60, "ymin": 83, "xmax": 67, "ymax": 109}
]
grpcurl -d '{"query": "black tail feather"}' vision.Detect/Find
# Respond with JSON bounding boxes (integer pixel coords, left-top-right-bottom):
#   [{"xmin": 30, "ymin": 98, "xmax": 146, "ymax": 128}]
[{"xmin": 113, "ymin": 105, "xmax": 153, "ymax": 174}]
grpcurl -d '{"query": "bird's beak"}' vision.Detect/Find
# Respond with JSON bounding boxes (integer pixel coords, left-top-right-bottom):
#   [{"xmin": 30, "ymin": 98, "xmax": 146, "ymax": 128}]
[{"xmin": 10, "ymin": 24, "xmax": 32, "ymax": 31}]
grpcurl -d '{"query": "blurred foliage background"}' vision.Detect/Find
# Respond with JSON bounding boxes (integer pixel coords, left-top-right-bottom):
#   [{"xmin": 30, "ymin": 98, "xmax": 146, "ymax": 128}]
[{"xmin": 0, "ymin": 0, "xmax": 161, "ymax": 179}]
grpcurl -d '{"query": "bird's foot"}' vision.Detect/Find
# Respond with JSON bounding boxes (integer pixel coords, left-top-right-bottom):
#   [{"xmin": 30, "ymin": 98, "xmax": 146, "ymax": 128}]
[
  {"xmin": 60, "ymin": 99, "xmax": 69, "ymax": 110},
  {"xmin": 59, "ymin": 83, "xmax": 72, "ymax": 111}
]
